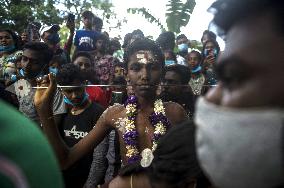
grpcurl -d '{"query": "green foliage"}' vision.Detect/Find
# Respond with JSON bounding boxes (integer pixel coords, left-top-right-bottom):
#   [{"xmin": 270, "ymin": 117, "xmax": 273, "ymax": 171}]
[
  {"xmin": 0, "ymin": 0, "xmax": 115, "ymax": 33},
  {"xmin": 60, "ymin": 0, "xmax": 114, "ymax": 28},
  {"xmin": 166, "ymin": 0, "xmax": 196, "ymax": 34},
  {"xmin": 0, "ymin": 0, "xmax": 62, "ymax": 32},
  {"xmin": 127, "ymin": 0, "xmax": 196, "ymax": 34},
  {"xmin": 127, "ymin": 8, "xmax": 166, "ymax": 32},
  {"xmin": 190, "ymin": 40, "xmax": 203, "ymax": 51}
]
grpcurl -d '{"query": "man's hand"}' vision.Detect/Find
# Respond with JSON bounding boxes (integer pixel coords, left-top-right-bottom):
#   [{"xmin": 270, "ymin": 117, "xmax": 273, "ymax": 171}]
[
  {"xmin": 66, "ymin": 19, "xmax": 75, "ymax": 33},
  {"xmin": 203, "ymin": 54, "xmax": 216, "ymax": 70},
  {"xmin": 34, "ymin": 73, "xmax": 57, "ymax": 115}
]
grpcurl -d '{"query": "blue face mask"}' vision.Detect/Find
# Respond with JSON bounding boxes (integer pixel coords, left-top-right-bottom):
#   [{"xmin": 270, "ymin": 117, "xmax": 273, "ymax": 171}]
[
  {"xmin": 63, "ymin": 92, "xmax": 89, "ymax": 107},
  {"xmin": 10, "ymin": 74, "xmax": 17, "ymax": 82},
  {"xmin": 19, "ymin": 69, "xmax": 25, "ymax": 77},
  {"xmin": 204, "ymin": 48, "xmax": 218, "ymax": 57},
  {"xmin": 0, "ymin": 45, "xmax": 15, "ymax": 52},
  {"xmin": 191, "ymin": 65, "xmax": 202, "ymax": 73},
  {"xmin": 165, "ymin": 60, "xmax": 176, "ymax": 66},
  {"xmin": 49, "ymin": 67, "xmax": 58, "ymax": 75},
  {"xmin": 178, "ymin": 43, "xmax": 188, "ymax": 53}
]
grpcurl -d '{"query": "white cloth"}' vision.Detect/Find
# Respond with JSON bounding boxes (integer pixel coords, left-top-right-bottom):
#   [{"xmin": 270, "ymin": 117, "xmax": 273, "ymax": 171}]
[{"xmin": 194, "ymin": 97, "xmax": 284, "ymax": 188}]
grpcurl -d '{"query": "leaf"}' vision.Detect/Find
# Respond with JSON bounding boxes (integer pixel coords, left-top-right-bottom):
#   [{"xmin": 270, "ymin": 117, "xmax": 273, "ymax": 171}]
[{"xmin": 127, "ymin": 8, "xmax": 167, "ymax": 32}]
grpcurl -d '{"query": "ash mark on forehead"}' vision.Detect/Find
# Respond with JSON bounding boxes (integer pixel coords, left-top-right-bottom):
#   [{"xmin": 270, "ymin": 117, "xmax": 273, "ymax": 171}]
[{"xmin": 136, "ymin": 50, "xmax": 158, "ymax": 64}]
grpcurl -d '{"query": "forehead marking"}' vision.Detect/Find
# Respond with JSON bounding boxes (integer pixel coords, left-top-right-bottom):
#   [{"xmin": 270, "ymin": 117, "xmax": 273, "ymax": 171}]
[{"xmin": 136, "ymin": 50, "xmax": 157, "ymax": 64}]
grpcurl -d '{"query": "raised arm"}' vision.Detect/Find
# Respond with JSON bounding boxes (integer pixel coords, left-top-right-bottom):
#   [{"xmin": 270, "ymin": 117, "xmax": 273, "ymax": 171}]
[
  {"xmin": 64, "ymin": 19, "xmax": 75, "ymax": 56},
  {"xmin": 34, "ymin": 74, "xmax": 113, "ymax": 169}
]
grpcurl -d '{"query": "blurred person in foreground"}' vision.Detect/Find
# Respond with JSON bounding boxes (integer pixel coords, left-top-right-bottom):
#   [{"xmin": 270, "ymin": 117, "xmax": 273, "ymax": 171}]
[
  {"xmin": 0, "ymin": 100, "xmax": 63, "ymax": 188},
  {"xmin": 194, "ymin": 0, "xmax": 284, "ymax": 187}
]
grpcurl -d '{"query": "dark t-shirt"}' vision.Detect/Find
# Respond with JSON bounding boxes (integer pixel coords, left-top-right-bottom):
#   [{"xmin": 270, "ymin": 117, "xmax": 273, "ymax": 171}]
[
  {"xmin": 74, "ymin": 29, "xmax": 99, "ymax": 51},
  {"xmin": 60, "ymin": 102, "xmax": 104, "ymax": 188}
]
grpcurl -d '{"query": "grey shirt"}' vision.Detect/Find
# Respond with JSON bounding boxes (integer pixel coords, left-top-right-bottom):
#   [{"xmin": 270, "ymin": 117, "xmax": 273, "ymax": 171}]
[
  {"xmin": 85, "ymin": 130, "xmax": 121, "ymax": 187},
  {"xmin": 6, "ymin": 79, "xmax": 66, "ymax": 124}
]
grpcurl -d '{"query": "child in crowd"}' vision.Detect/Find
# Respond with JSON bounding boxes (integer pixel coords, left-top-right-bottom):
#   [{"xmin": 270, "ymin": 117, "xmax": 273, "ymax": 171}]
[{"xmin": 74, "ymin": 10, "xmax": 99, "ymax": 52}]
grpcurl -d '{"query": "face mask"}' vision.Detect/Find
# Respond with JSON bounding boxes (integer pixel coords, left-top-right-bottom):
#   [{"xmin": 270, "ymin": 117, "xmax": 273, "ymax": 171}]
[
  {"xmin": 63, "ymin": 92, "xmax": 89, "ymax": 107},
  {"xmin": 10, "ymin": 74, "xmax": 17, "ymax": 82},
  {"xmin": 204, "ymin": 48, "xmax": 218, "ymax": 57},
  {"xmin": 194, "ymin": 97, "xmax": 284, "ymax": 188},
  {"xmin": 49, "ymin": 67, "xmax": 58, "ymax": 75},
  {"xmin": 165, "ymin": 60, "xmax": 175, "ymax": 66},
  {"xmin": 178, "ymin": 43, "xmax": 188, "ymax": 53},
  {"xmin": 19, "ymin": 69, "xmax": 25, "ymax": 77},
  {"xmin": 0, "ymin": 45, "xmax": 15, "ymax": 52},
  {"xmin": 47, "ymin": 33, "xmax": 60, "ymax": 45},
  {"xmin": 191, "ymin": 65, "xmax": 202, "ymax": 73}
]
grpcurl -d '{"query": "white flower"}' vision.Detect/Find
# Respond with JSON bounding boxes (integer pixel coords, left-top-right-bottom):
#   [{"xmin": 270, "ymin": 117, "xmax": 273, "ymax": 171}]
[
  {"xmin": 14, "ymin": 79, "xmax": 31, "ymax": 98},
  {"xmin": 154, "ymin": 122, "xmax": 166, "ymax": 135},
  {"xmin": 154, "ymin": 99, "xmax": 166, "ymax": 115}
]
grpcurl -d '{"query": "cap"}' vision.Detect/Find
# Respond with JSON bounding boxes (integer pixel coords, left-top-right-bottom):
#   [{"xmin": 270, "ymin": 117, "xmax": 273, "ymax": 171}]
[{"xmin": 39, "ymin": 25, "xmax": 60, "ymax": 37}]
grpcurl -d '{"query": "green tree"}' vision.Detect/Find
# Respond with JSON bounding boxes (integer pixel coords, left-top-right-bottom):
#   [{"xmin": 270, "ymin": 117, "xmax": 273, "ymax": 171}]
[
  {"xmin": 127, "ymin": 0, "xmax": 196, "ymax": 34},
  {"xmin": 59, "ymin": 0, "xmax": 114, "ymax": 27},
  {"xmin": 0, "ymin": 0, "xmax": 116, "ymax": 33},
  {"xmin": 0, "ymin": 0, "xmax": 62, "ymax": 33}
]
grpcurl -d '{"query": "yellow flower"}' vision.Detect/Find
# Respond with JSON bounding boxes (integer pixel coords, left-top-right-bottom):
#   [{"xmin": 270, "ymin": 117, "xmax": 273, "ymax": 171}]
[{"xmin": 126, "ymin": 145, "xmax": 139, "ymax": 157}]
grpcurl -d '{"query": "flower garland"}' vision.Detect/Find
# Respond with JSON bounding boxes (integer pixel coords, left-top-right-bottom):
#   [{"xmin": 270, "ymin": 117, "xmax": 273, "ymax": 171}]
[{"xmin": 123, "ymin": 95, "xmax": 171, "ymax": 164}]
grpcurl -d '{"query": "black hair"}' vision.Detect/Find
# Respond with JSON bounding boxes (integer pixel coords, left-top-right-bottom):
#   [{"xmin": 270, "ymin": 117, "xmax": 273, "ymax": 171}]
[
  {"xmin": 81, "ymin": 10, "xmax": 94, "ymax": 19},
  {"xmin": 188, "ymin": 50, "xmax": 202, "ymax": 62},
  {"xmin": 202, "ymin": 39, "xmax": 220, "ymax": 57},
  {"xmin": 93, "ymin": 16, "xmax": 103, "ymax": 32},
  {"xmin": 148, "ymin": 122, "xmax": 203, "ymax": 188},
  {"xmin": 122, "ymin": 33, "xmax": 133, "ymax": 48},
  {"xmin": 56, "ymin": 63, "xmax": 84, "ymax": 85},
  {"xmin": 95, "ymin": 33, "xmax": 110, "ymax": 52},
  {"xmin": 209, "ymin": 0, "xmax": 284, "ymax": 37},
  {"xmin": 156, "ymin": 31, "xmax": 175, "ymax": 51},
  {"xmin": 201, "ymin": 30, "xmax": 217, "ymax": 42},
  {"xmin": 23, "ymin": 42, "xmax": 53, "ymax": 66},
  {"xmin": 164, "ymin": 64, "xmax": 191, "ymax": 84},
  {"xmin": 72, "ymin": 51, "xmax": 94, "ymax": 63},
  {"xmin": 49, "ymin": 55, "xmax": 67, "ymax": 67},
  {"xmin": 164, "ymin": 49, "xmax": 177, "ymax": 62},
  {"xmin": 112, "ymin": 76, "xmax": 127, "ymax": 85},
  {"xmin": 176, "ymin": 34, "xmax": 188, "ymax": 42},
  {"xmin": 131, "ymin": 29, "xmax": 144, "ymax": 38},
  {"xmin": 0, "ymin": 29, "xmax": 21, "ymax": 51},
  {"xmin": 113, "ymin": 60, "xmax": 126, "ymax": 69},
  {"xmin": 110, "ymin": 38, "xmax": 121, "ymax": 49},
  {"xmin": 123, "ymin": 38, "xmax": 165, "ymax": 68}
]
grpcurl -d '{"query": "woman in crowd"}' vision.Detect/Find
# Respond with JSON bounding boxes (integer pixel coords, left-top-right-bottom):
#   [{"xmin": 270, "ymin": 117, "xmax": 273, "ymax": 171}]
[
  {"xmin": 202, "ymin": 39, "xmax": 220, "ymax": 88},
  {"xmin": 0, "ymin": 29, "xmax": 22, "ymax": 86}
]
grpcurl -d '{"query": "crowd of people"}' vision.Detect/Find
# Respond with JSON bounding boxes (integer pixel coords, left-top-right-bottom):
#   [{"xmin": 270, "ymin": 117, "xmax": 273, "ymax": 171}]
[{"xmin": 0, "ymin": 0, "xmax": 284, "ymax": 187}]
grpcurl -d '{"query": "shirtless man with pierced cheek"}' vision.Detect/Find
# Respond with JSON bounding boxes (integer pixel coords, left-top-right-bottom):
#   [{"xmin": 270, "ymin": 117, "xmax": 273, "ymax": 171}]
[{"xmin": 34, "ymin": 38, "xmax": 188, "ymax": 188}]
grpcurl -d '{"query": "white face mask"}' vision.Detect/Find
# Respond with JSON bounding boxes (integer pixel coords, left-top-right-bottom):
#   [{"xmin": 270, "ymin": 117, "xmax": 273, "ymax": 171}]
[{"xmin": 194, "ymin": 97, "xmax": 284, "ymax": 188}]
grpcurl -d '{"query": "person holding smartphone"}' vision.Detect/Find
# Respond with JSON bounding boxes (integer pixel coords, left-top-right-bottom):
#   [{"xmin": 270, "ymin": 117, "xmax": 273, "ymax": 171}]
[{"xmin": 202, "ymin": 39, "xmax": 220, "ymax": 89}]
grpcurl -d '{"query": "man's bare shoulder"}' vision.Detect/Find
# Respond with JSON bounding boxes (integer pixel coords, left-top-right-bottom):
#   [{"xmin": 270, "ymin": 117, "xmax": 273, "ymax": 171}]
[
  {"xmin": 164, "ymin": 102, "xmax": 188, "ymax": 125},
  {"xmin": 164, "ymin": 101, "xmax": 185, "ymax": 111},
  {"xmin": 106, "ymin": 104, "xmax": 125, "ymax": 113}
]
